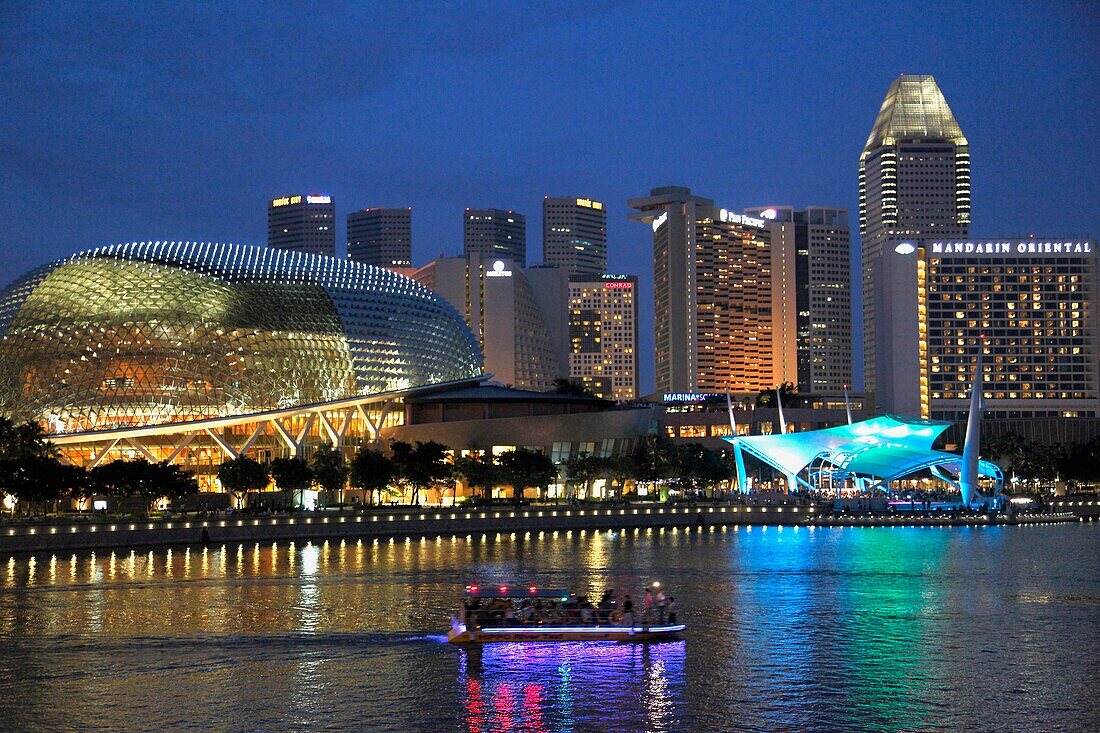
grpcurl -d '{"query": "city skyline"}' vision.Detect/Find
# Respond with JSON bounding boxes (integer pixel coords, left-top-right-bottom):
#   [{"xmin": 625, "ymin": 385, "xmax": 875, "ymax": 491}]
[{"xmin": 1, "ymin": 3, "xmax": 1097, "ymax": 395}]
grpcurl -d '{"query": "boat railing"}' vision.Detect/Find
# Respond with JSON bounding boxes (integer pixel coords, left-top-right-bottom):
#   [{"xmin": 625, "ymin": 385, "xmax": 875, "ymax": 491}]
[{"xmin": 462, "ymin": 607, "xmax": 680, "ymax": 630}]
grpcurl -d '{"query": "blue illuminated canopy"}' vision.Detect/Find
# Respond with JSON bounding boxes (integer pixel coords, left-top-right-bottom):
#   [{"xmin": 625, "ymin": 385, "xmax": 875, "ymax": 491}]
[{"xmin": 724, "ymin": 415, "xmax": 1003, "ymax": 493}]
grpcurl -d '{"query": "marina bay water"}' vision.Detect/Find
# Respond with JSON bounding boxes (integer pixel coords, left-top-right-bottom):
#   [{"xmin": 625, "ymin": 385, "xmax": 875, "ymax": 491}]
[{"xmin": 0, "ymin": 524, "xmax": 1096, "ymax": 732}]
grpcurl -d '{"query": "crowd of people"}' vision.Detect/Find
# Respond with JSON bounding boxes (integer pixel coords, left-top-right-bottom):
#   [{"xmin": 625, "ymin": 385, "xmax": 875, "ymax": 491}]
[{"xmin": 462, "ymin": 586, "xmax": 679, "ymax": 629}]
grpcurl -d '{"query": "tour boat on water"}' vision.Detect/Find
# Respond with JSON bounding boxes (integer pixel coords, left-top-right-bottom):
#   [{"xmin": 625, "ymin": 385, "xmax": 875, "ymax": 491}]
[{"xmin": 447, "ymin": 583, "xmax": 686, "ymax": 644}]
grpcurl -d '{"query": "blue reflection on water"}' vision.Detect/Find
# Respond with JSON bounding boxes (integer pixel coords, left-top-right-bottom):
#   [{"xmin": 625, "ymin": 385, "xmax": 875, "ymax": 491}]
[{"xmin": 457, "ymin": 641, "xmax": 686, "ymax": 733}]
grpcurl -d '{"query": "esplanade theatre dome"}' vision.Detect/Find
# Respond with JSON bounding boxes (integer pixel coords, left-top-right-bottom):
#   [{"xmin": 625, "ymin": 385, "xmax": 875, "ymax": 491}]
[{"xmin": 0, "ymin": 241, "xmax": 482, "ymax": 434}]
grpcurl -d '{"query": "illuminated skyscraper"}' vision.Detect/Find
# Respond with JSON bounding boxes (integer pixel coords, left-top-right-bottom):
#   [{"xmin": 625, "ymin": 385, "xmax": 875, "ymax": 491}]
[
  {"xmin": 568, "ymin": 274, "xmax": 638, "ymax": 401},
  {"xmin": 746, "ymin": 206, "xmax": 853, "ymax": 392},
  {"xmin": 630, "ymin": 186, "xmax": 774, "ymax": 394},
  {"xmin": 347, "ymin": 207, "xmax": 412, "ymax": 268},
  {"xmin": 268, "ymin": 194, "xmax": 336, "ymax": 256},
  {"xmin": 859, "ymin": 75, "xmax": 969, "ymax": 397},
  {"xmin": 463, "ymin": 209, "xmax": 527, "ymax": 267},
  {"xmin": 543, "ymin": 196, "xmax": 607, "ymax": 277}
]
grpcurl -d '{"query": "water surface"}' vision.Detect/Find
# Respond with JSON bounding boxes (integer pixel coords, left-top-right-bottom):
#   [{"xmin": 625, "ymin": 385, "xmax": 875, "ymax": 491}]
[{"xmin": 0, "ymin": 524, "xmax": 1096, "ymax": 731}]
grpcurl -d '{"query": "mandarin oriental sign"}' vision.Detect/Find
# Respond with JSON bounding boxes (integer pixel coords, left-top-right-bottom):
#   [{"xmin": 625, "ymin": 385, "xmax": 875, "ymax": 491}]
[{"xmin": 930, "ymin": 240, "xmax": 1093, "ymax": 256}]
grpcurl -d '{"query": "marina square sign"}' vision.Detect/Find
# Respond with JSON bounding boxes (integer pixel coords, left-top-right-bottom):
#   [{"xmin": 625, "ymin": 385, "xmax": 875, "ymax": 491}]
[{"xmin": 929, "ymin": 240, "xmax": 1094, "ymax": 256}]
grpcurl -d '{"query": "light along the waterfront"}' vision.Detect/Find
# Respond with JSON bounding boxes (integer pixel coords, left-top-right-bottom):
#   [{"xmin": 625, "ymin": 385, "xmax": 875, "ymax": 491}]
[{"xmin": 1, "ymin": 524, "xmax": 1097, "ymax": 732}]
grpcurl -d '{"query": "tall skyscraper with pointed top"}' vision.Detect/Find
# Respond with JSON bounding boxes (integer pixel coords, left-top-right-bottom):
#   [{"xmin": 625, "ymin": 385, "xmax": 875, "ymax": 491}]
[{"xmin": 859, "ymin": 75, "xmax": 970, "ymax": 398}]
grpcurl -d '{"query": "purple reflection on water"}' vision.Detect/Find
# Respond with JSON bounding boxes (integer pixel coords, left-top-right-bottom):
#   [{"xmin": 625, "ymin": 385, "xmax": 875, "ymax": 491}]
[{"xmin": 457, "ymin": 641, "xmax": 686, "ymax": 732}]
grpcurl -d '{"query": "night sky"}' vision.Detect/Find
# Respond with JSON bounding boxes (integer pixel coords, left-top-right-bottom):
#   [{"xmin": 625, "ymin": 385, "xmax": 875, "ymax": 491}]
[{"xmin": 2, "ymin": 2, "xmax": 1097, "ymax": 393}]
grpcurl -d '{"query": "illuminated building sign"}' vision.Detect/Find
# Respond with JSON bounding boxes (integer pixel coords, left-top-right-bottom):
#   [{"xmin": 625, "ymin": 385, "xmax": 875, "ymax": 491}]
[
  {"xmin": 760, "ymin": 208, "xmax": 778, "ymax": 220},
  {"xmin": 576, "ymin": 198, "xmax": 604, "ymax": 211},
  {"xmin": 930, "ymin": 240, "xmax": 1093, "ymax": 256},
  {"xmin": 306, "ymin": 195, "xmax": 331, "ymax": 205},
  {"xmin": 652, "ymin": 212, "xmax": 668, "ymax": 232},
  {"xmin": 718, "ymin": 209, "xmax": 765, "ymax": 229},
  {"xmin": 894, "ymin": 242, "xmax": 916, "ymax": 255},
  {"xmin": 486, "ymin": 260, "xmax": 512, "ymax": 277},
  {"xmin": 271, "ymin": 195, "xmax": 303, "ymax": 207},
  {"xmin": 663, "ymin": 392, "xmax": 719, "ymax": 403},
  {"xmin": 604, "ymin": 281, "xmax": 633, "ymax": 290},
  {"xmin": 600, "ymin": 274, "xmax": 628, "ymax": 280}
]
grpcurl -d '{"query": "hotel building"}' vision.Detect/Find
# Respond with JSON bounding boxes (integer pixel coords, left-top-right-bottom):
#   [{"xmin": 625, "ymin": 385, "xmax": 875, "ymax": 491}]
[
  {"xmin": 268, "ymin": 194, "xmax": 336, "ymax": 256},
  {"xmin": 463, "ymin": 209, "xmax": 527, "ymax": 267},
  {"xmin": 859, "ymin": 75, "xmax": 970, "ymax": 396},
  {"xmin": 746, "ymin": 206, "xmax": 853, "ymax": 392},
  {"xmin": 568, "ymin": 274, "xmax": 638, "ymax": 401},
  {"xmin": 543, "ymin": 196, "xmax": 608, "ymax": 277},
  {"xmin": 874, "ymin": 238, "xmax": 1098, "ymax": 423},
  {"xmin": 347, "ymin": 207, "xmax": 412, "ymax": 268},
  {"xmin": 413, "ymin": 254, "xmax": 567, "ymax": 391},
  {"xmin": 629, "ymin": 186, "xmax": 775, "ymax": 394}
]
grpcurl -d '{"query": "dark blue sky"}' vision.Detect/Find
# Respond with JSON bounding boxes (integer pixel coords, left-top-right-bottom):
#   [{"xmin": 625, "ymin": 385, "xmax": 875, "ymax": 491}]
[{"xmin": 2, "ymin": 1, "xmax": 1097, "ymax": 393}]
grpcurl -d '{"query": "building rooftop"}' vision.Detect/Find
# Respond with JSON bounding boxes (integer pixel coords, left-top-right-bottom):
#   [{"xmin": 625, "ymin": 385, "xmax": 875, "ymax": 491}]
[{"xmin": 863, "ymin": 74, "xmax": 967, "ymax": 152}]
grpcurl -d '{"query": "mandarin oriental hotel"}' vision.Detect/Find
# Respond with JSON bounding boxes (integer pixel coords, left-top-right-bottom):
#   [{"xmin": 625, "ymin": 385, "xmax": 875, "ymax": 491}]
[
  {"xmin": 874, "ymin": 239, "xmax": 1098, "ymax": 423},
  {"xmin": 0, "ymin": 242, "xmax": 484, "ymax": 490}
]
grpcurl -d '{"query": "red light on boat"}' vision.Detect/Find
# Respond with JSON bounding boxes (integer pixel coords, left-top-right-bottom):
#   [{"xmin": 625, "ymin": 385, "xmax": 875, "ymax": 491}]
[
  {"xmin": 528, "ymin": 585, "xmax": 537, "ymax": 594},
  {"xmin": 499, "ymin": 585, "xmax": 508, "ymax": 594},
  {"xmin": 468, "ymin": 584, "xmax": 478, "ymax": 593}
]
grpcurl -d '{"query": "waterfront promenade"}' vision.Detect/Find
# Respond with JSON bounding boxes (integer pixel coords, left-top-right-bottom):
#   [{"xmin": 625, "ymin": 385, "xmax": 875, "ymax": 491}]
[{"xmin": 0, "ymin": 499, "xmax": 1087, "ymax": 554}]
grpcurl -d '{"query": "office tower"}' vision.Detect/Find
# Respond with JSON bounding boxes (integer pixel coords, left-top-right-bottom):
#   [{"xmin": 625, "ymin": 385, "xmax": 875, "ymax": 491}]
[
  {"xmin": 874, "ymin": 238, "xmax": 1098, "ymax": 422},
  {"xmin": 542, "ymin": 196, "xmax": 608, "ymax": 276},
  {"xmin": 347, "ymin": 208, "xmax": 412, "ymax": 268},
  {"xmin": 568, "ymin": 274, "xmax": 638, "ymax": 401},
  {"xmin": 413, "ymin": 253, "xmax": 566, "ymax": 390},
  {"xmin": 463, "ymin": 209, "xmax": 527, "ymax": 267},
  {"xmin": 746, "ymin": 206, "xmax": 853, "ymax": 392},
  {"xmin": 268, "ymin": 194, "xmax": 336, "ymax": 256},
  {"xmin": 859, "ymin": 75, "xmax": 970, "ymax": 396},
  {"xmin": 629, "ymin": 186, "xmax": 774, "ymax": 394}
]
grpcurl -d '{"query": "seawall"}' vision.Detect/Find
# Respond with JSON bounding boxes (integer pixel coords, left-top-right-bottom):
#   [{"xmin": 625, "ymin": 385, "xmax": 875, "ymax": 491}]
[{"xmin": 0, "ymin": 503, "xmax": 814, "ymax": 554}]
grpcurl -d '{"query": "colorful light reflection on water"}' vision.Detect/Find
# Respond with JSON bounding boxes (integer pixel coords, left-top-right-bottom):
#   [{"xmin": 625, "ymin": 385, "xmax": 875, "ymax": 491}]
[
  {"xmin": 0, "ymin": 525, "xmax": 1096, "ymax": 731},
  {"xmin": 458, "ymin": 641, "xmax": 686, "ymax": 733}
]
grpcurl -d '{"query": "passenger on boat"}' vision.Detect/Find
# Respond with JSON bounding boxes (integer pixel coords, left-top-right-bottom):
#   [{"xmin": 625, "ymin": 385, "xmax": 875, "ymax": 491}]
[
  {"xmin": 622, "ymin": 594, "xmax": 634, "ymax": 627},
  {"xmin": 667, "ymin": 597, "xmax": 677, "ymax": 624}
]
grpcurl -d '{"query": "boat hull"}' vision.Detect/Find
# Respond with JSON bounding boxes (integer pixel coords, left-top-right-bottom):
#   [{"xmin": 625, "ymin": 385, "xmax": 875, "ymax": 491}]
[{"xmin": 447, "ymin": 623, "xmax": 686, "ymax": 644}]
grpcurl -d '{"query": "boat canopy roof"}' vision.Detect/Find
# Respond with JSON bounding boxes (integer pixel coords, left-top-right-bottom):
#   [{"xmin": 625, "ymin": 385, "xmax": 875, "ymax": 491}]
[{"xmin": 464, "ymin": 584, "xmax": 570, "ymax": 600}]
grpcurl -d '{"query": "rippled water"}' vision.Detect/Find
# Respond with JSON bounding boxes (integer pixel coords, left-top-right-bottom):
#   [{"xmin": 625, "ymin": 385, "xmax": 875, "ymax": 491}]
[{"xmin": 0, "ymin": 524, "xmax": 1097, "ymax": 732}]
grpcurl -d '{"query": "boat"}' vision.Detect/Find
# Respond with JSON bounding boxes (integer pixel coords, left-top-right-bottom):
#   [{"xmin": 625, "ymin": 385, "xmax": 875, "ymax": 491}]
[{"xmin": 447, "ymin": 583, "xmax": 686, "ymax": 644}]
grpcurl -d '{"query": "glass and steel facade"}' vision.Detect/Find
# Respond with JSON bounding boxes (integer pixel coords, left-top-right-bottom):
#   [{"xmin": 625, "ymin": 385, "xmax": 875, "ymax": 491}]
[{"xmin": 0, "ymin": 241, "xmax": 482, "ymax": 435}]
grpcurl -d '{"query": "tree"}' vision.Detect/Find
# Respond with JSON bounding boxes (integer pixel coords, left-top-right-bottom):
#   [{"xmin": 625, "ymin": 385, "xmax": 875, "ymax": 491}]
[
  {"xmin": 153, "ymin": 463, "xmax": 199, "ymax": 509},
  {"xmin": 677, "ymin": 443, "xmax": 732, "ymax": 497},
  {"xmin": 216, "ymin": 456, "xmax": 269, "ymax": 507},
  {"xmin": 755, "ymin": 381, "xmax": 800, "ymax": 408},
  {"xmin": 392, "ymin": 441, "xmax": 449, "ymax": 506},
  {"xmin": 349, "ymin": 447, "xmax": 394, "ymax": 506},
  {"xmin": 604, "ymin": 454, "xmax": 637, "ymax": 500},
  {"xmin": 453, "ymin": 451, "xmax": 499, "ymax": 503},
  {"xmin": 552, "ymin": 377, "xmax": 596, "ymax": 398},
  {"xmin": 270, "ymin": 457, "xmax": 314, "ymax": 506},
  {"xmin": 563, "ymin": 453, "xmax": 605, "ymax": 501},
  {"xmin": 311, "ymin": 445, "xmax": 349, "ymax": 504},
  {"xmin": 498, "ymin": 449, "xmax": 558, "ymax": 502},
  {"xmin": 0, "ymin": 417, "xmax": 59, "ymax": 513},
  {"xmin": 630, "ymin": 435, "xmax": 678, "ymax": 499}
]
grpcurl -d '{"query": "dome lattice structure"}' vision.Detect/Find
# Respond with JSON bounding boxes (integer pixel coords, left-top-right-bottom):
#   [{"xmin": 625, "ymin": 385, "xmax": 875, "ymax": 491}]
[{"xmin": 0, "ymin": 241, "xmax": 482, "ymax": 434}]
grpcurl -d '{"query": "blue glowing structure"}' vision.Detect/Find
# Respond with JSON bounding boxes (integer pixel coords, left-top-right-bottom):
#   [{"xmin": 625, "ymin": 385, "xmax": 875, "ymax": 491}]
[{"xmin": 725, "ymin": 415, "xmax": 1003, "ymax": 497}]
